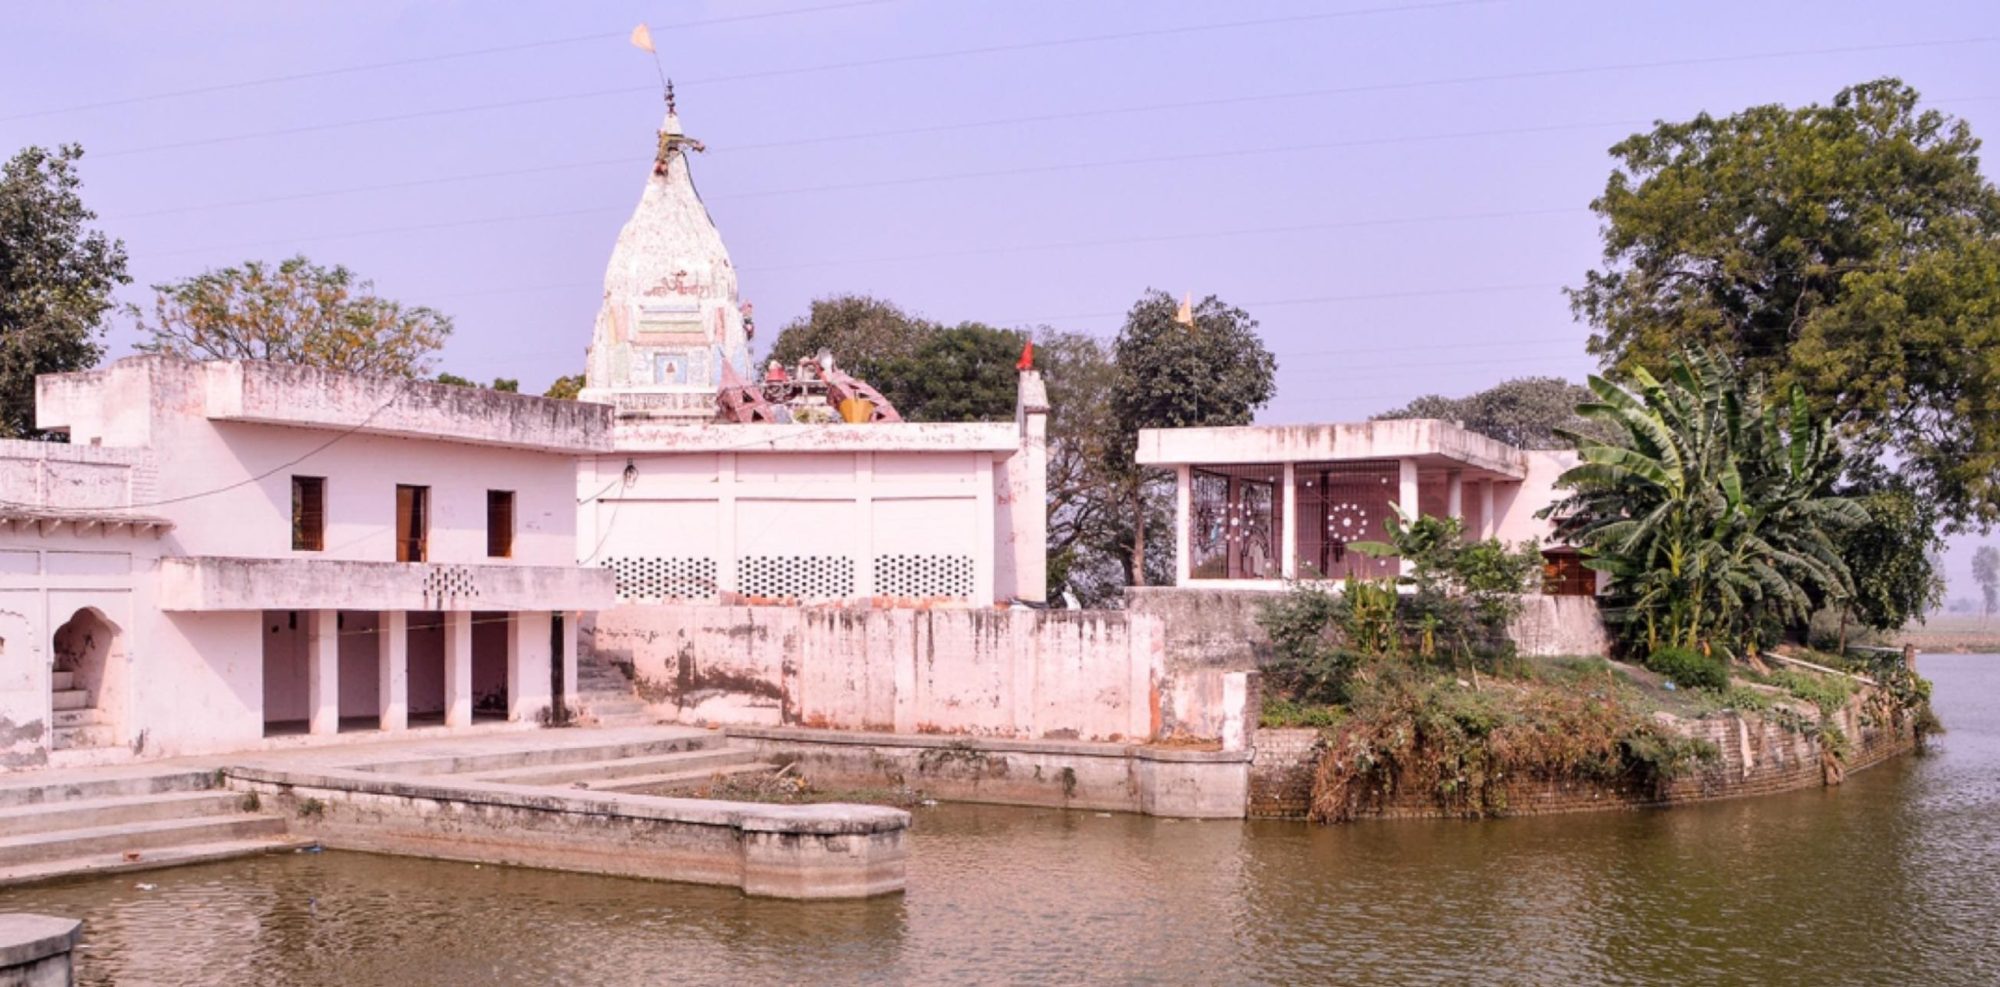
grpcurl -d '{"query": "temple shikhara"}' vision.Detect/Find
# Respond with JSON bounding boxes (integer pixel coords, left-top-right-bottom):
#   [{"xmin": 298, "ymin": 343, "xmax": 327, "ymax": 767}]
[{"xmin": 580, "ymin": 86, "xmax": 753, "ymax": 421}]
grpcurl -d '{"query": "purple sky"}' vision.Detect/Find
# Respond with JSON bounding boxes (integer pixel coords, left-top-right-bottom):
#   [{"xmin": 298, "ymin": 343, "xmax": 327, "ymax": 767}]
[{"xmin": 5, "ymin": 0, "xmax": 1998, "ymax": 596}]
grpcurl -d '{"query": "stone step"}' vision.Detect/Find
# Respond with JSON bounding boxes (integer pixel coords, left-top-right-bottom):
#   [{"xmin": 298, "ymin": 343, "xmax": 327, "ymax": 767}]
[
  {"xmin": 0, "ymin": 814, "xmax": 288, "ymax": 868},
  {"xmin": 355, "ymin": 735, "xmax": 717, "ymax": 777},
  {"xmin": 51, "ymin": 671, "xmax": 73, "ymax": 691},
  {"xmin": 52, "ymin": 725, "xmax": 115, "ymax": 750},
  {"xmin": 0, "ymin": 791, "xmax": 252, "ymax": 838},
  {"xmin": 0, "ymin": 837, "xmax": 318, "ymax": 890},
  {"xmin": 594, "ymin": 761, "xmax": 779, "ymax": 794},
  {"xmin": 469, "ymin": 746, "xmax": 759, "ymax": 786},
  {"xmin": 0, "ymin": 770, "xmax": 216, "ymax": 810},
  {"xmin": 51, "ymin": 689, "xmax": 90, "ymax": 711},
  {"xmin": 53, "ymin": 707, "xmax": 108, "ymax": 729}
]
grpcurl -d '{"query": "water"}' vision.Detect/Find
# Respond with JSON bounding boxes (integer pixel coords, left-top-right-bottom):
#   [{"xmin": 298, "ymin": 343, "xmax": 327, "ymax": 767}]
[{"xmin": 7, "ymin": 655, "xmax": 1998, "ymax": 986}]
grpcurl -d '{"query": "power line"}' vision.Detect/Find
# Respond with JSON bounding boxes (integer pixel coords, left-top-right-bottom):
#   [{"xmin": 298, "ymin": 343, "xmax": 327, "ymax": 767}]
[
  {"xmin": 0, "ymin": 0, "xmax": 902, "ymax": 123},
  {"xmin": 86, "ymin": 33, "xmax": 1997, "ymax": 161}
]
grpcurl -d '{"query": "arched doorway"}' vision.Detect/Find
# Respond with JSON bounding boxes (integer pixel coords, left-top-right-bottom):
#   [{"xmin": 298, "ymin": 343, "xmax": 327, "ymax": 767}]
[{"xmin": 51, "ymin": 607, "xmax": 118, "ymax": 750}]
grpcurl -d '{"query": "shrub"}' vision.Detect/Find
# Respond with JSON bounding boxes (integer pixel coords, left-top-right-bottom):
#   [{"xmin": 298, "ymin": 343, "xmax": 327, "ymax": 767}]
[
  {"xmin": 1646, "ymin": 647, "xmax": 1728, "ymax": 691},
  {"xmin": 1770, "ymin": 668, "xmax": 1855, "ymax": 716},
  {"xmin": 1260, "ymin": 697, "xmax": 1345, "ymax": 729}
]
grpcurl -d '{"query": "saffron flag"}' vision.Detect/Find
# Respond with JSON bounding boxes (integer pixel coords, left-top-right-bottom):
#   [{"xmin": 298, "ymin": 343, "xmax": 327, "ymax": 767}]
[
  {"xmin": 1016, "ymin": 341, "xmax": 1035, "ymax": 371},
  {"xmin": 630, "ymin": 23, "xmax": 656, "ymax": 53}
]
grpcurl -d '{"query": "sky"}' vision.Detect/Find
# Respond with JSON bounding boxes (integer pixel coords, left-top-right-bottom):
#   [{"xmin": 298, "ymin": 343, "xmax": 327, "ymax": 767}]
[{"xmin": 4, "ymin": 0, "xmax": 1998, "ymax": 596}]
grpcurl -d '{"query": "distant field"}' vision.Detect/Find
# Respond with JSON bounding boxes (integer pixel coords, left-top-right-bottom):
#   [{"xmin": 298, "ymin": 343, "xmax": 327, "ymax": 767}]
[{"xmin": 1899, "ymin": 614, "xmax": 2000, "ymax": 653}]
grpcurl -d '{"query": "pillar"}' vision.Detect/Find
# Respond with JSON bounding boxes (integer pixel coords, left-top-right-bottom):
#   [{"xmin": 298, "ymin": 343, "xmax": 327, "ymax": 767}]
[
  {"xmin": 507, "ymin": 611, "xmax": 553, "ymax": 722},
  {"xmin": 1445, "ymin": 470, "xmax": 1464, "ymax": 524},
  {"xmin": 717, "ymin": 452, "xmax": 738, "ymax": 601},
  {"xmin": 1397, "ymin": 458, "xmax": 1419, "ymax": 578},
  {"xmin": 1174, "ymin": 465, "xmax": 1192, "ymax": 585},
  {"xmin": 1280, "ymin": 462, "xmax": 1298, "ymax": 579},
  {"xmin": 378, "ymin": 610, "xmax": 408, "ymax": 731},
  {"xmin": 854, "ymin": 452, "xmax": 876, "ymax": 601},
  {"xmin": 444, "ymin": 610, "xmax": 473, "ymax": 728},
  {"xmin": 307, "ymin": 609, "xmax": 339, "ymax": 736},
  {"xmin": 973, "ymin": 454, "xmax": 995, "ymax": 605},
  {"xmin": 559, "ymin": 611, "xmax": 579, "ymax": 709},
  {"xmin": 1480, "ymin": 480, "xmax": 1497, "ymax": 540}
]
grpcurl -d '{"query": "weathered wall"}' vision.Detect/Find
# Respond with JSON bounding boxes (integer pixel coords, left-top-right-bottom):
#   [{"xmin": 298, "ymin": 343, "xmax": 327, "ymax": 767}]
[
  {"xmin": 1248, "ymin": 688, "xmax": 1919, "ymax": 820},
  {"xmin": 1124, "ymin": 586, "xmax": 1281, "ymax": 671},
  {"xmin": 586, "ymin": 605, "xmax": 1168, "ymax": 743},
  {"xmin": 1507, "ymin": 595, "xmax": 1612, "ymax": 657}
]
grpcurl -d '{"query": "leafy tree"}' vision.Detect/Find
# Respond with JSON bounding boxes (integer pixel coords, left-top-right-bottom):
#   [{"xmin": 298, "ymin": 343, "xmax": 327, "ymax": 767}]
[
  {"xmin": 543, "ymin": 373, "xmax": 585, "ymax": 400},
  {"xmin": 137, "ymin": 255, "xmax": 451, "ymax": 376},
  {"xmin": 1572, "ymin": 78, "xmax": 2000, "ymax": 532},
  {"xmin": 766, "ymin": 294, "xmax": 930, "ymax": 381},
  {"xmin": 1374, "ymin": 376, "xmax": 1610, "ymax": 449},
  {"xmin": 0, "ymin": 144, "xmax": 129, "ymax": 437},
  {"xmin": 1109, "ymin": 290, "xmax": 1277, "ymax": 584},
  {"xmin": 435, "ymin": 373, "xmax": 517, "ymax": 392},
  {"xmin": 1546, "ymin": 347, "xmax": 1865, "ymax": 657},
  {"xmin": 1833, "ymin": 483, "xmax": 1945, "ymax": 633},
  {"xmin": 874, "ymin": 323, "xmax": 1024, "ymax": 423},
  {"xmin": 1975, "ymin": 546, "xmax": 2000, "ymax": 620}
]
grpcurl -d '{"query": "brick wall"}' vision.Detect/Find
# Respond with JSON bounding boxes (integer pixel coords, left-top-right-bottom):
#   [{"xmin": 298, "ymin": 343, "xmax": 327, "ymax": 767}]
[{"xmin": 1247, "ymin": 689, "xmax": 1918, "ymax": 820}]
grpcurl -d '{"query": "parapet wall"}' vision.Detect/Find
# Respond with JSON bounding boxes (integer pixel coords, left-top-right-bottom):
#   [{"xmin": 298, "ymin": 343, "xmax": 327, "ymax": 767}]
[
  {"xmin": 1250, "ymin": 687, "xmax": 1918, "ymax": 820},
  {"xmin": 587, "ymin": 605, "xmax": 1189, "ymax": 743}
]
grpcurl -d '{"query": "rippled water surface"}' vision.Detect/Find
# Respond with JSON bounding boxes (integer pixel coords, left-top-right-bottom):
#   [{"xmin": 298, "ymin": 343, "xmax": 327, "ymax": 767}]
[{"xmin": 6, "ymin": 654, "xmax": 1998, "ymax": 986}]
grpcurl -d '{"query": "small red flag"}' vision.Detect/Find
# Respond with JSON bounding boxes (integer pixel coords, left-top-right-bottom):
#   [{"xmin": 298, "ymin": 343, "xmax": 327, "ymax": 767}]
[{"xmin": 1016, "ymin": 341, "xmax": 1034, "ymax": 371}]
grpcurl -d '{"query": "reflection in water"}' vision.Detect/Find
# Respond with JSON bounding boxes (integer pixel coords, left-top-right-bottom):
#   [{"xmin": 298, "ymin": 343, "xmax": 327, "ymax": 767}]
[{"xmin": 6, "ymin": 656, "xmax": 1998, "ymax": 986}]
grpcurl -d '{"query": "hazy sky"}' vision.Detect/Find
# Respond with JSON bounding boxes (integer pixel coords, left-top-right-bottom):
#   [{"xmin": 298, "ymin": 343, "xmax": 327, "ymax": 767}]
[{"xmin": 5, "ymin": 0, "xmax": 1997, "ymax": 594}]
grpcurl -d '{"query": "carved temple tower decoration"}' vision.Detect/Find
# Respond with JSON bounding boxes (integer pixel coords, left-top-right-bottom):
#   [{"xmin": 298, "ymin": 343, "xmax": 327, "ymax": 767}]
[{"xmin": 580, "ymin": 87, "xmax": 753, "ymax": 420}]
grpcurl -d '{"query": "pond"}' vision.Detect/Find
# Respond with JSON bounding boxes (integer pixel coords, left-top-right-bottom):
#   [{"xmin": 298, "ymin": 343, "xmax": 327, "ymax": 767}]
[{"xmin": 6, "ymin": 654, "xmax": 1997, "ymax": 986}]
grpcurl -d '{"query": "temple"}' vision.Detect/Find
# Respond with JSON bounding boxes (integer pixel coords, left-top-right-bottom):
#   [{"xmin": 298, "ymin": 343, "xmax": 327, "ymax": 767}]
[{"xmin": 579, "ymin": 86, "xmax": 753, "ymax": 421}]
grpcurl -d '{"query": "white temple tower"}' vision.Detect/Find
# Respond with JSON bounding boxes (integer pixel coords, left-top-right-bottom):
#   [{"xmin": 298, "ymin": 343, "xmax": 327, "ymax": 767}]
[{"xmin": 581, "ymin": 90, "xmax": 752, "ymax": 420}]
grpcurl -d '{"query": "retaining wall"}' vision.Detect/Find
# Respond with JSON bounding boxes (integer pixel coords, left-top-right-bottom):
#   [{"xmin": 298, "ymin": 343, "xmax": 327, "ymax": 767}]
[{"xmin": 1249, "ymin": 688, "xmax": 1918, "ymax": 820}]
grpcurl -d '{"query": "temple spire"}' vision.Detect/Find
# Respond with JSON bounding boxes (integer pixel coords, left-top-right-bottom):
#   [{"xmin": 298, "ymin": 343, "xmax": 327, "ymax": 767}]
[{"xmin": 666, "ymin": 79, "xmax": 677, "ymax": 115}]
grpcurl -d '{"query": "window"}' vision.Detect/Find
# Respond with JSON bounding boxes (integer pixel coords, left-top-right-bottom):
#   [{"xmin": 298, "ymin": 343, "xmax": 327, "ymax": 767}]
[
  {"xmin": 487, "ymin": 490, "xmax": 514, "ymax": 558},
  {"xmin": 396, "ymin": 485, "xmax": 429, "ymax": 563},
  {"xmin": 1189, "ymin": 465, "xmax": 1283, "ymax": 580},
  {"xmin": 291, "ymin": 477, "xmax": 325, "ymax": 551},
  {"xmin": 1543, "ymin": 550, "xmax": 1596, "ymax": 596}
]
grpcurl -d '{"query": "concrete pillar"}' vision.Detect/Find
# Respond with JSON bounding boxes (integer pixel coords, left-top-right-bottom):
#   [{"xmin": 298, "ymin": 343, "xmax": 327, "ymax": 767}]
[
  {"xmin": 853, "ymin": 452, "xmax": 875, "ymax": 602},
  {"xmin": 717, "ymin": 452, "xmax": 738, "ymax": 601},
  {"xmin": 1011, "ymin": 372, "xmax": 1050, "ymax": 603},
  {"xmin": 1397, "ymin": 458, "xmax": 1419, "ymax": 578},
  {"xmin": 444, "ymin": 610, "xmax": 473, "ymax": 728},
  {"xmin": 1280, "ymin": 462, "xmax": 1298, "ymax": 580},
  {"xmin": 1174, "ymin": 465, "xmax": 1192, "ymax": 585},
  {"xmin": 379, "ymin": 610, "xmax": 408, "ymax": 731},
  {"xmin": 1479, "ymin": 480, "xmax": 1497, "ymax": 539},
  {"xmin": 559, "ymin": 611, "xmax": 579, "ymax": 708},
  {"xmin": 973, "ymin": 454, "xmax": 995, "ymax": 605},
  {"xmin": 1445, "ymin": 470, "xmax": 1464, "ymax": 524},
  {"xmin": 307, "ymin": 609, "xmax": 339, "ymax": 736},
  {"xmin": 508, "ymin": 611, "xmax": 553, "ymax": 722}
]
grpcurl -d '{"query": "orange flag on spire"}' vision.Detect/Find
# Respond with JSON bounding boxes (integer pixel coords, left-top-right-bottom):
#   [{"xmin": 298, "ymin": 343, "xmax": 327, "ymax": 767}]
[
  {"xmin": 1016, "ymin": 341, "xmax": 1035, "ymax": 371},
  {"xmin": 1174, "ymin": 292, "xmax": 1195, "ymax": 326},
  {"xmin": 630, "ymin": 23, "xmax": 656, "ymax": 52}
]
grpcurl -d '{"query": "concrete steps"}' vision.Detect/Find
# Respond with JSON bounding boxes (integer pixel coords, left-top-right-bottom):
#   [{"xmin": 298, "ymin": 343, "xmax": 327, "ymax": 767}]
[
  {"xmin": 574, "ymin": 650, "xmax": 655, "ymax": 726},
  {"xmin": 595, "ymin": 761, "xmax": 777, "ymax": 794},
  {"xmin": 51, "ymin": 671, "xmax": 74, "ymax": 691},
  {"xmin": 51, "ymin": 689, "xmax": 90, "ymax": 712},
  {"xmin": 356, "ymin": 734, "xmax": 718, "ymax": 777},
  {"xmin": 0, "ymin": 769, "xmax": 304, "ymax": 887},
  {"xmin": 469, "ymin": 746, "xmax": 760, "ymax": 787}
]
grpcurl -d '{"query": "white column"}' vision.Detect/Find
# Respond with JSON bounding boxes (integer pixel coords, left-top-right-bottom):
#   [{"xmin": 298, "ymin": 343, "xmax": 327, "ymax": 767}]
[
  {"xmin": 973, "ymin": 454, "xmax": 996, "ymax": 605},
  {"xmin": 1280, "ymin": 463, "xmax": 1298, "ymax": 580},
  {"xmin": 307, "ymin": 609, "xmax": 339, "ymax": 736},
  {"xmin": 559, "ymin": 611, "xmax": 579, "ymax": 709},
  {"xmin": 1174, "ymin": 465, "xmax": 1193, "ymax": 585},
  {"xmin": 1397, "ymin": 458, "xmax": 1419, "ymax": 578},
  {"xmin": 853, "ymin": 452, "xmax": 875, "ymax": 602},
  {"xmin": 444, "ymin": 610, "xmax": 473, "ymax": 728},
  {"xmin": 1480, "ymin": 480, "xmax": 1497, "ymax": 540},
  {"xmin": 508, "ymin": 611, "xmax": 552, "ymax": 722},
  {"xmin": 378, "ymin": 610, "xmax": 408, "ymax": 731},
  {"xmin": 1445, "ymin": 470, "xmax": 1464, "ymax": 523}
]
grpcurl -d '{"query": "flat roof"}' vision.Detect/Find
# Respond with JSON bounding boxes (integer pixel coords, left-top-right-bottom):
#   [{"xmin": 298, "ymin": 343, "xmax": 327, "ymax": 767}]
[
  {"xmin": 1134, "ymin": 419, "xmax": 1528, "ymax": 480},
  {"xmin": 609, "ymin": 421, "xmax": 1020, "ymax": 454}
]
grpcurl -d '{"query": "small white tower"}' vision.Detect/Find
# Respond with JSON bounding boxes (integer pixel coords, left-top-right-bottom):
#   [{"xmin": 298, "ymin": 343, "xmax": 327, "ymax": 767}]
[{"xmin": 580, "ymin": 85, "xmax": 752, "ymax": 420}]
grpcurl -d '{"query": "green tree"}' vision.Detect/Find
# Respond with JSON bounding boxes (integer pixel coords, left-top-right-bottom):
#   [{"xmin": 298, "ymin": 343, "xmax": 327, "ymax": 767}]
[
  {"xmin": 543, "ymin": 373, "xmax": 586, "ymax": 400},
  {"xmin": 1546, "ymin": 347, "xmax": 1865, "ymax": 656},
  {"xmin": 1572, "ymin": 78, "xmax": 2000, "ymax": 531},
  {"xmin": 766, "ymin": 294, "xmax": 930, "ymax": 381},
  {"xmin": 1374, "ymin": 376, "xmax": 1609, "ymax": 449},
  {"xmin": 1109, "ymin": 290, "xmax": 1277, "ymax": 585},
  {"xmin": 1036, "ymin": 328, "xmax": 1158, "ymax": 604},
  {"xmin": 874, "ymin": 323, "xmax": 1025, "ymax": 422},
  {"xmin": 1833, "ymin": 483, "xmax": 1945, "ymax": 634},
  {"xmin": 137, "ymin": 255, "xmax": 452, "ymax": 377},
  {"xmin": 1975, "ymin": 546, "xmax": 2000, "ymax": 620},
  {"xmin": 435, "ymin": 373, "xmax": 518, "ymax": 392},
  {"xmin": 0, "ymin": 144, "xmax": 129, "ymax": 437}
]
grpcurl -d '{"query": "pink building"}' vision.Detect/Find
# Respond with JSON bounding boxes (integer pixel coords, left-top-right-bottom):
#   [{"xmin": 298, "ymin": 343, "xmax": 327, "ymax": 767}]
[{"xmin": 0, "ymin": 357, "xmax": 612, "ymax": 768}]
